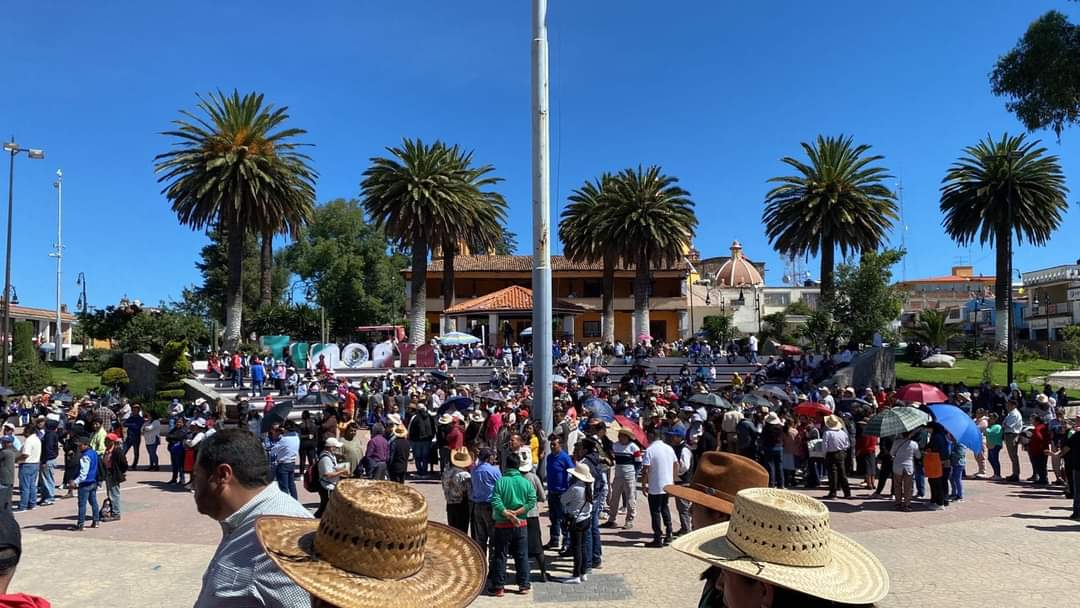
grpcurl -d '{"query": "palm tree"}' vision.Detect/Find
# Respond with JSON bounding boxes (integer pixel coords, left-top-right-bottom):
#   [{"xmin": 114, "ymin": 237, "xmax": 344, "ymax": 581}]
[
  {"xmin": 439, "ymin": 149, "xmax": 508, "ymax": 334},
  {"xmin": 602, "ymin": 166, "xmax": 697, "ymax": 342},
  {"xmin": 940, "ymin": 133, "xmax": 1068, "ymax": 351},
  {"xmin": 763, "ymin": 135, "xmax": 898, "ymax": 304},
  {"xmin": 361, "ymin": 139, "xmax": 484, "ymax": 345},
  {"xmin": 906, "ymin": 308, "xmax": 961, "ymax": 349},
  {"xmin": 155, "ymin": 90, "xmax": 317, "ymax": 349},
  {"xmin": 559, "ymin": 174, "xmax": 621, "ymax": 343}
]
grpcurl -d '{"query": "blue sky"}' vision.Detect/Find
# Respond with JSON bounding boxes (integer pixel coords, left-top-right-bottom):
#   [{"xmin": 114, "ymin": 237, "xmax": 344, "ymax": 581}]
[{"xmin": 4, "ymin": 1, "xmax": 1080, "ymax": 312}]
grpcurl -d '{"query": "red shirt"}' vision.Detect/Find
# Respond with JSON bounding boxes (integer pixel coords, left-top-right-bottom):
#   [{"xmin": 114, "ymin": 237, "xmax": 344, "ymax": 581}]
[
  {"xmin": 1028, "ymin": 423, "xmax": 1049, "ymax": 455},
  {"xmin": 856, "ymin": 434, "xmax": 879, "ymax": 456},
  {"xmin": 446, "ymin": 424, "xmax": 464, "ymax": 450}
]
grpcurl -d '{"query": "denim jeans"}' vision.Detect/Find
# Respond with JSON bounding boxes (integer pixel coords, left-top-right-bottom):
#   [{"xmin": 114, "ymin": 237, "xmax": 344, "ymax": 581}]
[
  {"xmin": 275, "ymin": 461, "xmax": 298, "ymax": 499},
  {"xmin": 914, "ymin": 457, "xmax": 926, "ymax": 497},
  {"xmin": 146, "ymin": 441, "xmax": 160, "ymax": 469},
  {"xmin": 77, "ymin": 482, "xmax": 100, "ymax": 526},
  {"xmin": 487, "ymin": 525, "xmax": 530, "ymax": 591},
  {"xmin": 123, "ymin": 435, "xmax": 142, "ymax": 468},
  {"xmin": 949, "ymin": 465, "xmax": 964, "ymax": 499},
  {"xmin": 106, "ymin": 481, "xmax": 121, "ymax": 515},
  {"xmin": 18, "ymin": 464, "xmax": 37, "ymax": 510},
  {"xmin": 169, "ymin": 444, "xmax": 185, "ymax": 483},
  {"xmin": 588, "ymin": 493, "xmax": 604, "ymax": 567},
  {"xmin": 39, "ymin": 459, "xmax": 57, "ymax": 502},
  {"xmin": 411, "ymin": 440, "xmax": 432, "ymax": 476},
  {"xmin": 547, "ymin": 491, "xmax": 565, "ymax": 545},
  {"xmin": 764, "ymin": 447, "xmax": 785, "ymax": 489}
]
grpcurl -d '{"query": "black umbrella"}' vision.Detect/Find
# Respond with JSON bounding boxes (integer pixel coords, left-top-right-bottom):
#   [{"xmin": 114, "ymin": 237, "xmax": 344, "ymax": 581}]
[
  {"xmin": 439, "ymin": 396, "xmax": 475, "ymax": 415},
  {"xmin": 261, "ymin": 402, "xmax": 294, "ymax": 434},
  {"xmin": 299, "ymin": 392, "xmax": 340, "ymax": 406},
  {"xmin": 431, "ymin": 370, "xmax": 451, "ymax": 381}
]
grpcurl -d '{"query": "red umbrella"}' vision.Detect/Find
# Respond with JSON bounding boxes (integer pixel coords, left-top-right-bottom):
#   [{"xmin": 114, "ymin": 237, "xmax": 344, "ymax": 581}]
[
  {"xmin": 614, "ymin": 415, "xmax": 648, "ymax": 446},
  {"xmin": 778, "ymin": 344, "xmax": 802, "ymax": 355},
  {"xmin": 793, "ymin": 401, "xmax": 832, "ymax": 417},
  {"xmin": 894, "ymin": 382, "xmax": 947, "ymax": 404}
]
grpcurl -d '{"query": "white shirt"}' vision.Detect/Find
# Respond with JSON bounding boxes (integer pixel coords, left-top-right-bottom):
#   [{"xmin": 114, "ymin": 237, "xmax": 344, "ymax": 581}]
[
  {"xmin": 748, "ymin": 336, "xmax": 758, "ymax": 352},
  {"xmin": 1003, "ymin": 408, "xmax": 1023, "ymax": 434},
  {"xmin": 19, "ymin": 433, "xmax": 41, "ymax": 464},
  {"xmin": 822, "ymin": 395, "xmax": 836, "ymax": 412},
  {"xmin": 142, "ymin": 419, "xmax": 162, "ymax": 445},
  {"xmin": 642, "ymin": 440, "xmax": 677, "ymax": 495}
]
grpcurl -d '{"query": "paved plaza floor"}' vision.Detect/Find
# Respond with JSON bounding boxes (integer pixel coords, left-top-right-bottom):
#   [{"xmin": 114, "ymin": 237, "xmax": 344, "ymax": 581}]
[{"xmin": 7, "ymin": 446, "xmax": 1080, "ymax": 607}]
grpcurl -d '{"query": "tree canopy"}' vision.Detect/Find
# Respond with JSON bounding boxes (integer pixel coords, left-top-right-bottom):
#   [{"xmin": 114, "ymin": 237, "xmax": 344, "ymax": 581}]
[{"xmin": 830, "ymin": 248, "xmax": 906, "ymax": 346}]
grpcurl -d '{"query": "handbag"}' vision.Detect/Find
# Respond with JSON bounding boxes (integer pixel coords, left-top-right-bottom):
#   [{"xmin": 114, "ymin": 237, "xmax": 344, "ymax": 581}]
[
  {"xmin": 807, "ymin": 438, "xmax": 825, "ymax": 459},
  {"xmin": 923, "ymin": 451, "xmax": 943, "ymax": 479}
]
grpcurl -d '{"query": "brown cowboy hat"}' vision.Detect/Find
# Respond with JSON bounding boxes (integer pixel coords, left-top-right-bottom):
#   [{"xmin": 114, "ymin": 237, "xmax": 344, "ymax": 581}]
[{"xmin": 664, "ymin": 452, "xmax": 768, "ymax": 515}]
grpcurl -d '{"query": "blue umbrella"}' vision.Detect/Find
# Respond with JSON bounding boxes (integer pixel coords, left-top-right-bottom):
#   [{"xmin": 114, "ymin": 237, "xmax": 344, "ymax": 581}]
[
  {"xmin": 928, "ymin": 404, "xmax": 982, "ymax": 454},
  {"xmin": 581, "ymin": 397, "xmax": 615, "ymax": 423},
  {"xmin": 438, "ymin": 331, "xmax": 481, "ymax": 346},
  {"xmin": 438, "ymin": 396, "xmax": 475, "ymax": 415}
]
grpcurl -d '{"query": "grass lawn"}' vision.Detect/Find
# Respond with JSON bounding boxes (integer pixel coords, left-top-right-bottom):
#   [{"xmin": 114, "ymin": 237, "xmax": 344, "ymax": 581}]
[
  {"xmin": 895, "ymin": 357, "xmax": 1080, "ymax": 394},
  {"xmin": 47, "ymin": 363, "xmax": 101, "ymax": 396}
]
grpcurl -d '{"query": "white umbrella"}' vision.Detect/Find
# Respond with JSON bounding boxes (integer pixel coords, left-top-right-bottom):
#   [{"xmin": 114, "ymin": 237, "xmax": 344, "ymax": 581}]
[
  {"xmin": 552, "ymin": 374, "xmax": 568, "ymax": 384},
  {"xmin": 520, "ymin": 327, "xmax": 533, "ymax": 337},
  {"xmin": 438, "ymin": 331, "xmax": 481, "ymax": 346}
]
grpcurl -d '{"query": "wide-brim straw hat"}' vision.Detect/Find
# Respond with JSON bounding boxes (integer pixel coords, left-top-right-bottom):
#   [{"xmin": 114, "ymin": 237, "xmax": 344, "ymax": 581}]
[
  {"xmin": 256, "ymin": 480, "xmax": 486, "ymax": 608},
  {"xmin": 392, "ymin": 425, "xmax": 408, "ymax": 439},
  {"xmin": 450, "ymin": 448, "xmax": 473, "ymax": 468},
  {"xmin": 436, "ymin": 413, "xmax": 453, "ymax": 425},
  {"xmin": 672, "ymin": 488, "xmax": 889, "ymax": 605},
  {"xmin": 824, "ymin": 415, "xmax": 844, "ymax": 431},
  {"xmin": 568, "ymin": 462, "xmax": 594, "ymax": 484},
  {"xmin": 665, "ymin": 452, "xmax": 768, "ymax": 515}
]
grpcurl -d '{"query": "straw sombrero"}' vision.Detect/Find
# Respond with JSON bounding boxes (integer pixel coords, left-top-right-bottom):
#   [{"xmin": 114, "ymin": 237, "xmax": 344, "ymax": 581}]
[
  {"xmin": 392, "ymin": 425, "xmax": 408, "ymax": 439},
  {"xmin": 672, "ymin": 488, "xmax": 889, "ymax": 605},
  {"xmin": 256, "ymin": 480, "xmax": 486, "ymax": 608},
  {"xmin": 450, "ymin": 448, "xmax": 473, "ymax": 469}
]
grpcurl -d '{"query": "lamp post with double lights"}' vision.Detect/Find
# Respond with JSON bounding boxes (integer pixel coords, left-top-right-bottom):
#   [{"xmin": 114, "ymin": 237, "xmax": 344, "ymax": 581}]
[{"xmin": 2, "ymin": 139, "xmax": 45, "ymax": 385}]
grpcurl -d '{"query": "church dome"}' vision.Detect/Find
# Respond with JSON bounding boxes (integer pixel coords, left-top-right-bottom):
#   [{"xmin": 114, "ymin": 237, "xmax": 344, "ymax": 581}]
[{"xmin": 715, "ymin": 241, "xmax": 763, "ymax": 287}]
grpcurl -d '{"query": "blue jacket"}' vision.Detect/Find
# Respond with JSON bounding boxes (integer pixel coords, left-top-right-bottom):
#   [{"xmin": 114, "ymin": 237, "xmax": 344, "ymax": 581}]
[
  {"xmin": 78, "ymin": 448, "xmax": 99, "ymax": 486},
  {"xmin": 546, "ymin": 450, "xmax": 574, "ymax": 493}
]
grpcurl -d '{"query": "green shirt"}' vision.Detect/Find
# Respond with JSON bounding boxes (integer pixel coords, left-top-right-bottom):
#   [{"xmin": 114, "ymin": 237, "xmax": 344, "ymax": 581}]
[
  {"xmin": 490, "ymin": 469, "xmax": 536, "ymax": 527},
  {"xmin": 985, "ymin": 424, "xmax": 1003, "ymax": 448}
]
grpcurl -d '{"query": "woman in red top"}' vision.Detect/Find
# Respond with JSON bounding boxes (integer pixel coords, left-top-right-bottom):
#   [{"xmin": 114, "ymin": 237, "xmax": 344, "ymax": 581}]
[
  {"xmin": 1027, "ymin": 414, "xmax": 1051, "ymax": 485},
  {"xmin": 856, "ymin": 423, "xmax": 880, "ymax": 489}
]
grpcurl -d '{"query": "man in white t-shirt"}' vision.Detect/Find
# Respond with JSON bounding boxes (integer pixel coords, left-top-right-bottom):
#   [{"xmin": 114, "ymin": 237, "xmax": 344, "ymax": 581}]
[
  {"xmin": 640, "ymin": 430, "xmax": 678, "ymax": 547},
  {"xmin": 747, "ymin": 334, "xmax": 759, "ymax": 363},
  {"xmin": 15, "ymin": 427, "xmax": 41, "ymax": 511}
]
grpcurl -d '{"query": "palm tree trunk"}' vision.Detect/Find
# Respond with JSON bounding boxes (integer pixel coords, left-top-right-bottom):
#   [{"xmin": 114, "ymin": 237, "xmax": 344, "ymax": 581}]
[
  {"xmin": 259, "ymin": 229, "xmax": 273, "ymax": 310},
  {"xmin": 224, "ymin": 222, "xmax": 244, "ymax": 350},
  {"xmin": 994, "ymin": 226, "xmax": 1010, "ymax": 351},
  {"xmin": 633, "ymin": 253, "xmax": 651, "ymax": 342},
  {"xmin": 441, "ymin": 241, "xmax": 456, "ymax": 335},
  {"xmin": 601, "ymin": 254, "xmax": 616, "ymax": 344},
  {"xmin": 819, "ymin": 236, "xmax": 835, "ymax": 306},
  {"xmin": 409, "ymin": 238, "xmax": 429, "ymax": 346}
]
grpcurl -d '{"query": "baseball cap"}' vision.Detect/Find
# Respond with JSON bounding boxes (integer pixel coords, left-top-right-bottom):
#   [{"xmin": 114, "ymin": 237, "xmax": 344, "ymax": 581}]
[
  {"xmin": 106, "ymin": 433, "xmax": 121, "ymax": 442},
  {"xmin": 665, "ymin": 426, "xmax": 686, "ymax": 438}
]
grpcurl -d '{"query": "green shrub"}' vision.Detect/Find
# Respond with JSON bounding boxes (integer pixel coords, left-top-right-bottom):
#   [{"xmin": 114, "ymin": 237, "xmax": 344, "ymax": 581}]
[
  {"xmin": 156, "ymin": 389, "xmax": 185, "ymax": 401},
  {"xmin": 145, "ymin": 401, "xmax": 170, "ymax": 419},
  {"xmin": 75, "ymin": 348, "xmax": 123, "ymax": 375},
  {"xmin": 8, "ymin": 360, "xmax": 52, "ymax": 395},
  {"xmin": 101, "ymin": 367, "xmax": 130, "ymax": 388},
  {"xmin": 11, "ymin": 321, "xmax": 36, "ymax": 364}
]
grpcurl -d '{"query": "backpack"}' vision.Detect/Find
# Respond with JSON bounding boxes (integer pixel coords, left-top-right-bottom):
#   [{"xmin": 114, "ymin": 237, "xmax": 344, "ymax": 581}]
[{"xmin": 303, "ymin": 460, "xmax": 319, "ymax": 492}]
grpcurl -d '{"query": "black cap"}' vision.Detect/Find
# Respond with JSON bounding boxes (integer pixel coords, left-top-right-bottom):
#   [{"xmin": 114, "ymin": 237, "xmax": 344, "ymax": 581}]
[{"xmin": 0, "ymin": 507, "xmax": 20, "ymax": 571}]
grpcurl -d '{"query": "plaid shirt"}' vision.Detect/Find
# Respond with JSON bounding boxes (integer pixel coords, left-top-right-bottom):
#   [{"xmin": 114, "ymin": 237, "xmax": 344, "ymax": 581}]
[{"xmin": 194, "ymin": 484, "xmax": 313, "ymax": 608}]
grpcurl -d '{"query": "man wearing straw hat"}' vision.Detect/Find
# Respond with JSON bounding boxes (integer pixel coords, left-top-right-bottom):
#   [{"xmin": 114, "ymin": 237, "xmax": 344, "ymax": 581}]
[
  {"xmin": 673, "ymin": 488, "xmax": 889, "ymax": 607},
  {"xmin": 192, "ymin": 429, "xmax": 313, "ymax": 608}
]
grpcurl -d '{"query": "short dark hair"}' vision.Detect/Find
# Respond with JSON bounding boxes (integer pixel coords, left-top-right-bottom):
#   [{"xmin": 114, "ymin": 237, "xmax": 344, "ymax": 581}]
[
  {"xmin": 195, "ymin": 429, "xmax": 271, "ymax": 489},
  {"xmin": 505, "ymin": 451, "xmax": 521, "ymax": 470}
]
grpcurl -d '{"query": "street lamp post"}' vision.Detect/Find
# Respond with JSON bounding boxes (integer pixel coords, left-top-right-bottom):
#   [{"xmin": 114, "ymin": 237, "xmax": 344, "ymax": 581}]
[
  {"xmin": 50, "ymin": 170, "xmax": 63, "ymax": 361},
  {"xmin": 2, "ymin": 139, "xmax": 45, "ymax": 385},
  {"xmin": 75, "ymin": 272, "xmax": 88, "ymax": 350}
]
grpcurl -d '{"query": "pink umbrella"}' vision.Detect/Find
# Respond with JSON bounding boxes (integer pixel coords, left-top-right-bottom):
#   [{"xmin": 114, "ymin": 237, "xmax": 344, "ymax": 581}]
[
  {"xmin": 638, "ymin": 334, "xmax": 654, "ymax": 341},
  {"xmin": 614, "ymin": 415, "xmax": 648, "ymax": 446},
  {"xmin": 894, "ymin": 382, "xmax": 947, "ymax": 404}
]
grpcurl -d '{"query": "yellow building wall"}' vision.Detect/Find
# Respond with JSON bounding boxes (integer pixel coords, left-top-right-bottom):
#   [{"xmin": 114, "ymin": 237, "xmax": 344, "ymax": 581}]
[{"xmin": 570, "ymin": 310, "xmax": 679, "ymax": 343}]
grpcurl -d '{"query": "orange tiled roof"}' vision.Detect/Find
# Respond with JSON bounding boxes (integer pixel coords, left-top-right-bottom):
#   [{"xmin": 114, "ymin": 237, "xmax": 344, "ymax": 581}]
[
  {"xmin": 6, "ymin": 303, "xmax": 76, "ymax": 321},
  {"xmin": 418, "ymin": 255, "xmax": 687, "ymax": 273},
  {"xmin": 899, "ymin": 274, "xmax": 995, "ymax": 285},
  {"xmin": 444, "ymin": 285, "xmax": 589, "ymax": 315}
]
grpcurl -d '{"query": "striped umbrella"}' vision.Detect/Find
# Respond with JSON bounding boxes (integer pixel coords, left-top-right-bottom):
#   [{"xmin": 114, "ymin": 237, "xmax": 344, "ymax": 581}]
[{"xmin": 864, "ymin": 407, "xmax": 930, "ymax": 437}]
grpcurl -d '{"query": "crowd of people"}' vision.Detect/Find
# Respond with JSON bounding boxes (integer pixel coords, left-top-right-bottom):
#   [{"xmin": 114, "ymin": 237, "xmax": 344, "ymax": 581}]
[{"xmin": 1, "ymin": 337, "xmax": 1078, "ymax": 607}]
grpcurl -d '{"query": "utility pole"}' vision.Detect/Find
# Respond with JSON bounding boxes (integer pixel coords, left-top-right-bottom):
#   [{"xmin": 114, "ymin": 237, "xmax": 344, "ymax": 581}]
[
  {"xmin": 531, "ymin": 0, "xmax": 553, "ymax": 436},
  {"xmin": 51, "ymin": 170, "xmax": 63, "ymax": 360}
]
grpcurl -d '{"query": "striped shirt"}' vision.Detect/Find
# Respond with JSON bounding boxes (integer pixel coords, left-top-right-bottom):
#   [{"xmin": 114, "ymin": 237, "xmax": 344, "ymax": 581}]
[{"xmin": 194, "ymin": 483, "xmax": 313, "ymax": 608}]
